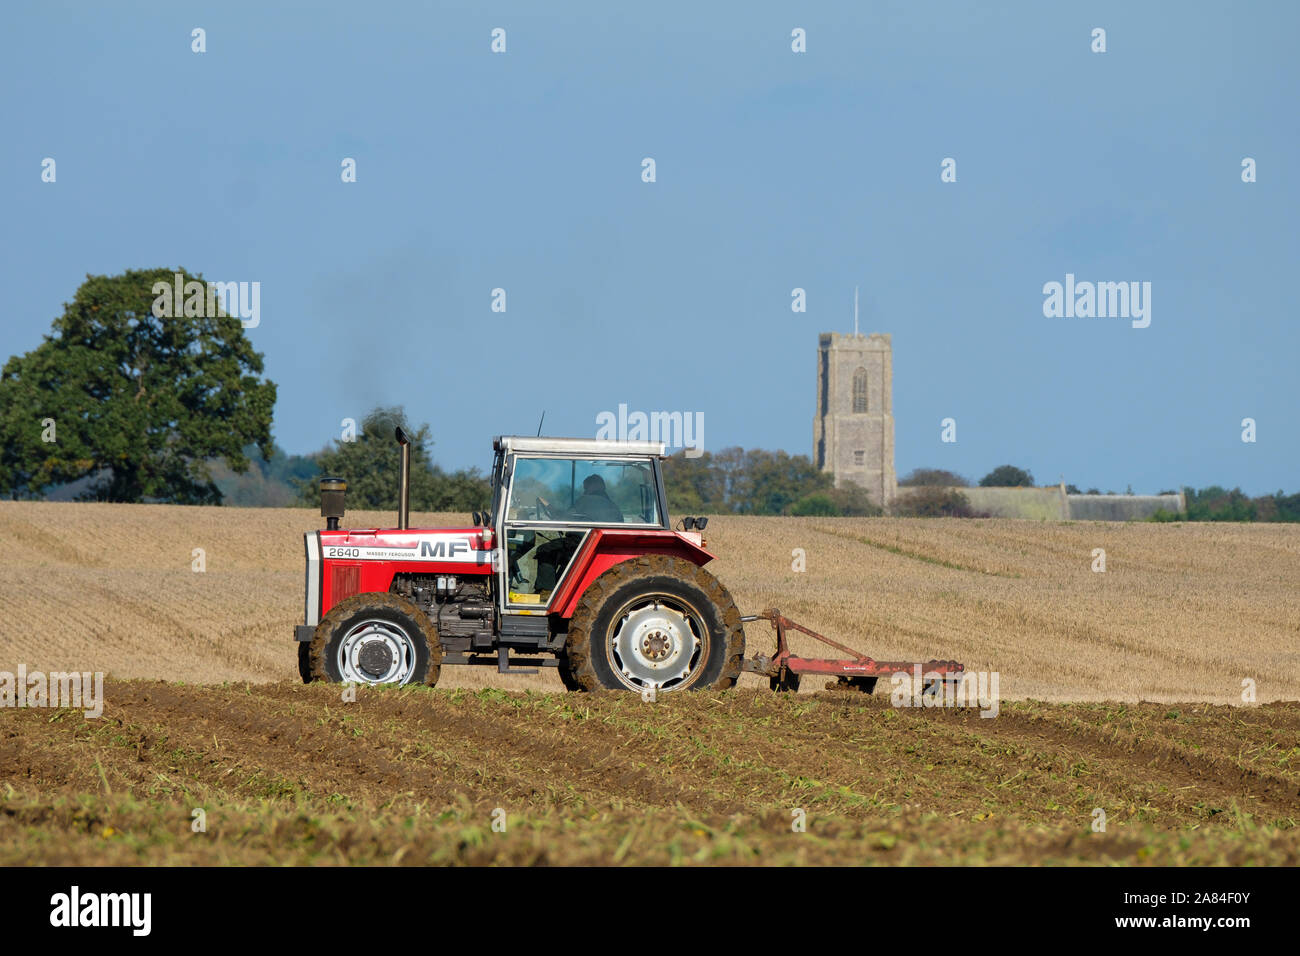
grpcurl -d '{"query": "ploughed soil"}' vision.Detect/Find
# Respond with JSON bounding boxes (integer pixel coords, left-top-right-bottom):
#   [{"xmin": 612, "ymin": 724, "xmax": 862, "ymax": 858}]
[{"xmin": 2, "ymin": 681, "xmax": 1297, "ymax": 865}]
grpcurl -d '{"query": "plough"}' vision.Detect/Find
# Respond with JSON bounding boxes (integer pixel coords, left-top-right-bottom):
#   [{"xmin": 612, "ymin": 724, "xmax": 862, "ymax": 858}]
[{"xmin": 740, "ymin": 609, "xmax": 965, "ymax": 693}]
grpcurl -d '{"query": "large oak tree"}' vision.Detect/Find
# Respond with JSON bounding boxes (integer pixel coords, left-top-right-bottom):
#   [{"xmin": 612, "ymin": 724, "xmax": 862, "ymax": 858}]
[{"xmin": 0, "ymin": 268, "xmax": 276, "ymax": 503}]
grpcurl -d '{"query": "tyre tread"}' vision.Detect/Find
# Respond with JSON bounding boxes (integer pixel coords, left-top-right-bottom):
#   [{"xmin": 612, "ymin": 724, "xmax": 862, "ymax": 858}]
[
  {"xmin": 308, "ymin": 591, "xmax": 442, "ymax": 687},
  {"xmin": 562, "ymin": 555, "xmax": 744, "ymax": 693}
]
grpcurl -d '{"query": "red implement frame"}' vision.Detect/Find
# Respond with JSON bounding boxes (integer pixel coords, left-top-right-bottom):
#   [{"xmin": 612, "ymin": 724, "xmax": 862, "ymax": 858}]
[{"xmin": 740, "ymin": 608, "xmax": 964, "ymax": 693}]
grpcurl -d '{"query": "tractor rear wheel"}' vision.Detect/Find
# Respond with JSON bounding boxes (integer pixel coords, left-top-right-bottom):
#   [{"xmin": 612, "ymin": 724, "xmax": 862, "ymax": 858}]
[
  {"xmin": 563, "ymin": 555, "xmax": 744, "ymax": 694},
  {"xmin": 308, "ymin": 592, "xmax": 441, "ymax": 688},
  {"xmin": 298, "ymin": 642, "xmax": 312, "ymax": 683},
  {"xmin": 556, "ymin": 657, "xmax": 584, "ymax": 691}
]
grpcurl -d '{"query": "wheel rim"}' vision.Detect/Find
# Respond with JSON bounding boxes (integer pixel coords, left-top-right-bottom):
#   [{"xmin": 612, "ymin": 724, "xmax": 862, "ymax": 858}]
[
  {"xmin": 607, "ymin": 596, "xmax": 705, "ymax": 692},
  {"xmin": 336, "ymin": 618, "xmax": 419, "ymax": 685}
]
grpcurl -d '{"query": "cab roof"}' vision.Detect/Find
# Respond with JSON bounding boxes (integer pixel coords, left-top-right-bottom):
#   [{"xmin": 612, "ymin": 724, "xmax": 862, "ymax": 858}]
[{"xmin": 493, "ymin": 436, "xmax": 667, "ymax": 458}]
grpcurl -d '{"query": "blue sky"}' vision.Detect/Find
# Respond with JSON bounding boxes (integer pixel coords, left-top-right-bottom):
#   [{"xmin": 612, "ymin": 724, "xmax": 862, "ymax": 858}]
[{"xmin": 3, "ymin": 1, "xmax": 1296, "ymax": 494}]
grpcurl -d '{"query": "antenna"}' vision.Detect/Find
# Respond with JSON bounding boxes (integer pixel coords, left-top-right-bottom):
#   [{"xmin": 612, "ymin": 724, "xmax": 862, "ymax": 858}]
[
  {"xmin": 854, "ymin": 285, "xmax": 859, "ymax": 336},
  {"xmin": 536, "ymin": 410, "xmax": 546, "ymax": 437}
]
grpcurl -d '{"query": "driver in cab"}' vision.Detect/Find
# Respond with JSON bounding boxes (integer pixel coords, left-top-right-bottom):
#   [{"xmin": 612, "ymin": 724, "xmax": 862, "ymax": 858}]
[
  {"xmin": 539, "ymin": 474, "xmax": 623, "ymax": 523},
  {"xmin": 569, "ymin": 474, "xmax": 623, "ymax": 523}
]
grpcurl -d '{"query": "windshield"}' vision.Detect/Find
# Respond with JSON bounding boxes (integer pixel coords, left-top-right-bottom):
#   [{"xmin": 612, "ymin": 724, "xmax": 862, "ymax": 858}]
[{"xmin": 507, "ymin": 457, "xmax": 660, "ymax": 525}]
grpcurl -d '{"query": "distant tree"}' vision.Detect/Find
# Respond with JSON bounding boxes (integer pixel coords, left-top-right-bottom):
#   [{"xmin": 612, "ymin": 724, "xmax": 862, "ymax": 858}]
[
  {"xmin": 789, "ymin": 492, "xmax": 837, "ymax": 516},
  {"xmin": 298, "ymin": 406, "xmax": 488, "ymax": 513},
  {"xmin": 1182, "ymin": 485, "xmax": 1256, "ymax": 522},
  {"xmin": 0, "ymin": 268, "xmax": 276, "ymax": 503},
  {"xmin": 979, "ymin": 465, "xmax": 1034, "ymax": 487},
  {"xmin": 789, "ymin": 483, "xmax": 883, "ymax": 517},
  {"xmin": 662, "ymin": 450, "xmax": 728, "ymax": 514},
  {"xmin": 710, "ymin": 447, "xmax": 749, "ymax": 508},
  {"xmin": 664, "ymin": 446, "xmax": 851, "ymax": 516},
  {"xmin": 1154, "ymin": 487, "xmax": 1300, "ymax": 524},
  {"xmin": 899, "ymin": 468, "xmax": 970, "ymax": 487},
  {"xmin": 1085, "ymin": 487, "xmax": 1101, "ymax": 495},
  {"xmin": 1065, "ymin": 484, "xmax": 1082, "ymax": 494},
  {"xmin": 1274, "ymin": 492, "xmax": 1300, "ymax": 522},
  {"xmin": 893, "ymin": 486, "xmax": 974, "ymax": 517},
  {"xmin": 826, "ymin": 483, "xmax": 882, "ymax": 516},
  {"xmin": 434, "ymin": 467, "xmax": 494, "ymax": 512},
  {"xmin": 212, "ymin": 443, "xmax": 320, "ymax": 507},
  {"xmin": 740, "ymin": 449, "xmax": 832, "ymax": 515},
  {"xmin": 1252, "ymin": 495, "xmax": 1279, "ymax": 522}
]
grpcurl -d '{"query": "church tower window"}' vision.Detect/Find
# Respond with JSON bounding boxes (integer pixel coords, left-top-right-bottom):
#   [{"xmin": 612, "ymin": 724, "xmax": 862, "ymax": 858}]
[{"xmin": 852, "ymin": 367, "xmax": 868, "ymax": 413}]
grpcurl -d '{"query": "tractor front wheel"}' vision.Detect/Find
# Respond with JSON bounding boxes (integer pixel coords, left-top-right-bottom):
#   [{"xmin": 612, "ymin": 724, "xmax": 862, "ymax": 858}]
[
  {"xmin": 307, "ymin": 592, "xmax": 441, "ymax": 688},
  {"xmin": 563, "ymin": 555, "xmax": 744, "ymax": 694}
]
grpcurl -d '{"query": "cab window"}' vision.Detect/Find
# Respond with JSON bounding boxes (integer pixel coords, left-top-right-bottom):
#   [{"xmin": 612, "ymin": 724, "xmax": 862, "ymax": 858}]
[{"xmin": 507, "ymin": 457, "xmax": 660, "ymax": 526}]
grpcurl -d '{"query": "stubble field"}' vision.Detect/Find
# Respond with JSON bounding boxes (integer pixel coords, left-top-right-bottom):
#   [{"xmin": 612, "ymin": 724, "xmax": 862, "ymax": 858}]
[{"xmin": 1, "ymin": 501, "xmax": 1298, "ymax": 865}]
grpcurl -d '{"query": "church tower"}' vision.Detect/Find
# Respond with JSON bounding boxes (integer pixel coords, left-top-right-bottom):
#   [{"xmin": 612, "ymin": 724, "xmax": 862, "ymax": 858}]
[{"xmin": 813, "ymin": 332, "xmax": 896, "ymax": 507}]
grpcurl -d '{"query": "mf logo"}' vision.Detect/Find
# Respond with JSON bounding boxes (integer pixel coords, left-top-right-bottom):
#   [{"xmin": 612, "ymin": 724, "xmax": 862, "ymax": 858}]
[{"xmin": 420, "ymin": 539, "xmax": 470, "ymax": 558}]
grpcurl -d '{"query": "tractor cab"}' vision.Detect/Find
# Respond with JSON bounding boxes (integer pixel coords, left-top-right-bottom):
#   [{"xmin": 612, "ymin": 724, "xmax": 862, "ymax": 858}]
[{"xmin": 486, "ymin": 436, "xmax": 671, "ymax": 614}]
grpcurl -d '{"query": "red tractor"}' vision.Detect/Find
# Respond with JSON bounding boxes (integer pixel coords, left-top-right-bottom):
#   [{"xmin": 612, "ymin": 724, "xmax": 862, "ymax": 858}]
[{"xmin": 295, "ymin": 430, "xmax": 963, "ymax": 695}]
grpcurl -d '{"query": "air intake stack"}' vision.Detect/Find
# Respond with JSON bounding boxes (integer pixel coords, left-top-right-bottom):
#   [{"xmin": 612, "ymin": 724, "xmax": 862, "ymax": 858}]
[{"xmin": 319, "ymin": 477, "xmax": 346, "ymax": 530}]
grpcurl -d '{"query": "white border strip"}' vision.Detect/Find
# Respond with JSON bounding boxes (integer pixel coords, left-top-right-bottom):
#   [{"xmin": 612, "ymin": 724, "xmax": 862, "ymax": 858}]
[{"xmin": 304, "ymin": 532, "xmax": 321, "ymax": 626}]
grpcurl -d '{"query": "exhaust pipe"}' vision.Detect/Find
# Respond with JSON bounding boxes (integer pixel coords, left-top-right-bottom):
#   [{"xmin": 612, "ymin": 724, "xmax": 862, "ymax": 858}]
[{"xmin": 395, "ymin": 426, "xmax": 411, "ymax": 530}]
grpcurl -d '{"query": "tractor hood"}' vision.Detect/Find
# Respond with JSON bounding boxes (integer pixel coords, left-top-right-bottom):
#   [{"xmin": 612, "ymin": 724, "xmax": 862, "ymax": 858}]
[{"xmin": 318, "ymin": 527, "xmax": 495, "ymax": 570}]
